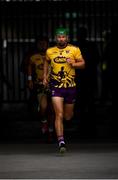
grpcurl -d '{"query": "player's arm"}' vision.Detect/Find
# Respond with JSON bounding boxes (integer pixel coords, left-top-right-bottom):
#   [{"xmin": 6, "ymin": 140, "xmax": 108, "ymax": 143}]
[
  {"xmin": 43, "ymin": 51, "xmax": 51, "ymax": 86},
  {"xmin": 67, "ymin": 47, "xmax": 85, "ymax": 69},
  {"xmin": 72, "ymin": 55, "xmax": 85, "ymax": 69},
  {"xmin": 43, "ymin": 59, "xmax": 50, "ymax": 86},
  {"xmin": 27, "ymin": 58, "xmax": 33, "ymax": 89}
]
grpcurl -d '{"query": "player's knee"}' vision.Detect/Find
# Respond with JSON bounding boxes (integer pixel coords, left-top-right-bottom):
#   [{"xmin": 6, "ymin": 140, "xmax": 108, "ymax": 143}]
[
  {"xmin": 56, "ymin": 111, "xmax": 63, "ymax": 120},
  {"xmin": 64, "ymin": 111, "xmax": 73, "ymax": 121}
]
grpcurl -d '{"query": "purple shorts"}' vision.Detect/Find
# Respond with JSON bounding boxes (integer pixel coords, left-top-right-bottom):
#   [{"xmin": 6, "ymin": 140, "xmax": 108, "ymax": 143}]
[{"xmin": 51, "ymin": 87, "xmax": 77, "ymax": 104}]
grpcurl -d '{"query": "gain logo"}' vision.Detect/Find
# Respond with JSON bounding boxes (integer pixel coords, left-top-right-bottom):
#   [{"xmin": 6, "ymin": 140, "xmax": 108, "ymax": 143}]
[{"xmin": 54, "ymin": 56, "xmax": 67, "ymax": 63}]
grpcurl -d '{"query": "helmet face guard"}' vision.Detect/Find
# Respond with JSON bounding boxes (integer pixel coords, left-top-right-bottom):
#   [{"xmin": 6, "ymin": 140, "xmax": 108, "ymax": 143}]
[{"xmin": 55, "ymin": 28, "xmax": 69, "ymax": 36}]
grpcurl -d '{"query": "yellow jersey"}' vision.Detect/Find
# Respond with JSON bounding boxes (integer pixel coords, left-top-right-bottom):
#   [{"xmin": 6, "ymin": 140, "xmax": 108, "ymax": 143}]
[
  {"xmin": 29, "ymin": 53, "xmax": 45, "ymax": 83},
  {"xmin": 46, "ymin": 44, "xmax": 82, "ymax": 88}
]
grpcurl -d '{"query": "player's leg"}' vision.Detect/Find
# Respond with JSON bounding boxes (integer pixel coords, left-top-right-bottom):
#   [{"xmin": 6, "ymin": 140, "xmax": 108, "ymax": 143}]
[
  {"xmin": 64, "ymin": 103, "xmax": 74, "ymax": 121},
  {"xmin": 63, "ymin": 87, "xmax": 76, "ymax": 143},
  {"xmin": 64, "ymin": 87, "xmax": 76, "ymax": 121},
  {"xmin": 47, "ymin": 101, "xmax": 55, "ymax": 143},
  {"xmin": 37, "ymin": 93, "xmax": 48, "ymax": 135},
  {"xmin": 52, "ymin": 96, "xmax": 66, "ymax": 153}
]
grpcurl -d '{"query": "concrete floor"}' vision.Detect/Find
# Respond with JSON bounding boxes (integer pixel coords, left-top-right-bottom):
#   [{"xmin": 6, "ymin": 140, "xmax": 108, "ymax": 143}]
[
  {"xmin": 0, "ymin": 101, "xmax": 115, "ymax": 179},
  {"xmin": 0, "ymin": 142, "xmax": 118, "ymax": 179}
]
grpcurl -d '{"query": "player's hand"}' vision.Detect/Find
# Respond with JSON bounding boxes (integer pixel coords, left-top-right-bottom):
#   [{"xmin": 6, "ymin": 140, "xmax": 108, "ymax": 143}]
[
  {"xmin": 66, "ymin": 58, "xmax": 74, "ymax": 67},
  {"xmin": 43, "ymin": 78, "xmax": 48, "ymax": 87},
  {"xmin": 27, "ymin": 80, "xmax": 33, "ymax": 89}
]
